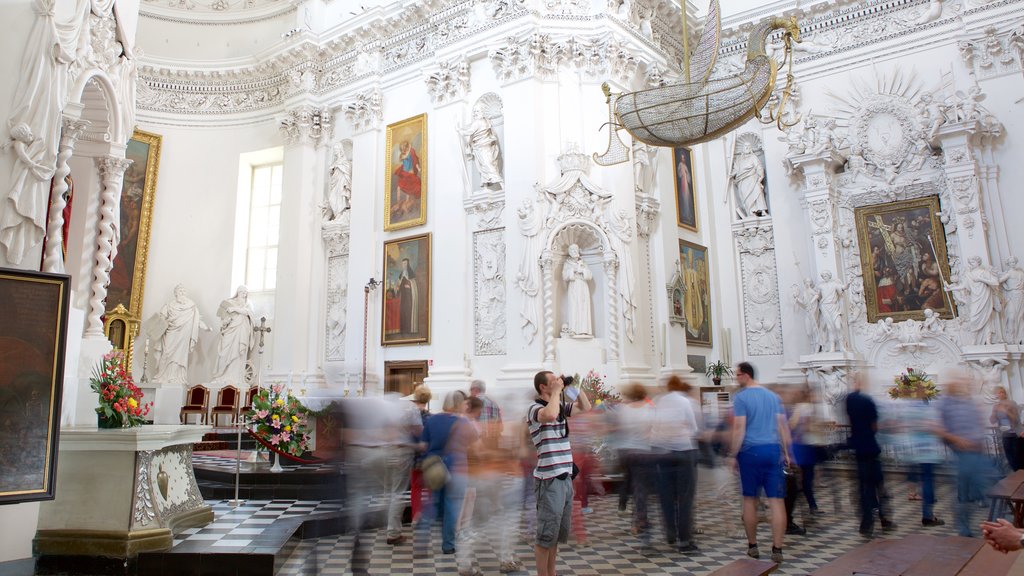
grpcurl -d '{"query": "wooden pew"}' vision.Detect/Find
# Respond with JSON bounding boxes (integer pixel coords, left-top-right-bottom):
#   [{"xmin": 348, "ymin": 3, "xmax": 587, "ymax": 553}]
[{"xmin": 708, "ymin": 558, "xmax": 777, "ymax": 576}]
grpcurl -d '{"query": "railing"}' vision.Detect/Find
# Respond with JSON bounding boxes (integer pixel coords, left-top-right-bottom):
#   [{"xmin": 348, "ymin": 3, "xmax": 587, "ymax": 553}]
[{"xmin": 820, "ymin": 424, "xmax": 1007, "ymax": 473}]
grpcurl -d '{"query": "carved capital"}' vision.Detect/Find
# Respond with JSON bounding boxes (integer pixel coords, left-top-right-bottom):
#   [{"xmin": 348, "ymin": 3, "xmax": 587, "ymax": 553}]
[
  {"xmin": 424, "ymin": 57, "xmax": 470, "ymax": 106},
  {"xmin": 321, "ymin": 222, "xmax": 351, "ymax": 257},
  {"xmin": 634, "ymin": 196, "xmax": 660, "ymax": 238},
  {"xmin": 96, "ymin": 156, "xmax": 133, "ymax": 182},
  {"xmin": 60, "ymin": 118, "xmax": 91, "ymax": 149},
  {"xmin": 342, "ymin": 88, "xmax": 383, "ymax": 132},
  {"xmin": 464, "ymin": 194, "xmax": 505, "ymax": 230},
  {"xmin": 279, "ymin": 105, "xmax": 333, "ymax": 147}
]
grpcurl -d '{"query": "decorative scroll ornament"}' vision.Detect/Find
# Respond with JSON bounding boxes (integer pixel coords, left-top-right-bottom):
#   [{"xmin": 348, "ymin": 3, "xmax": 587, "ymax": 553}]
[
  {"xmin": 342, "ymin": 88, "xmax": 383, "ymax": 132},
  {"xmin": 278, "ymin": 105, "xmax": 332, "ymax": 146},
  {"xmin": 424, "ymin": 57, "xmax": 470, "ymax": 105},
  {"xmin": 600, "ymin": 0, "xmax": 801, "ymax": 154},
  {"xmin": 473, "ymin": 228, "xmax": 507, "ymax": 355}
]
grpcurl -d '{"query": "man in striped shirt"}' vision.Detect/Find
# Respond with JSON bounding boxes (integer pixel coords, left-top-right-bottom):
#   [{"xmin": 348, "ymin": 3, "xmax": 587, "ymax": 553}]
[{"xmin": 528, "ymin": 371, "xmax": 591, "ymax": 576}]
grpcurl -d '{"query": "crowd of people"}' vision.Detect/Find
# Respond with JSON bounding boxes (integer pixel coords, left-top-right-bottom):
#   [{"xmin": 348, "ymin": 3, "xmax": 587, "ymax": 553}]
[{"xmin": 334, "ymin": 363, "xmax": 1019, "ymax": 575}]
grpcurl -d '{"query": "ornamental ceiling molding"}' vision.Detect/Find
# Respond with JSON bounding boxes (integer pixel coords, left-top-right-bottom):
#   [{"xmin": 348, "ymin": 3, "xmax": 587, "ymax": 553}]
[
  {"xmin": 958, "ymin": 21, "xmax": 1024, "ymax": 80},
  {"xmin": 136, "ymin": 0, "xmax": 681, "ymax": 118},
  {"xmin": 488, "ymin": 31, "xmax": 642, "ymax": 85},
  {"xmin": 712, "ymin": 0, "xmax": 1023, "ymax": 80},
  {"xmin": 139, "ymin": 0, "xmax": 296, "ymax": 26}
]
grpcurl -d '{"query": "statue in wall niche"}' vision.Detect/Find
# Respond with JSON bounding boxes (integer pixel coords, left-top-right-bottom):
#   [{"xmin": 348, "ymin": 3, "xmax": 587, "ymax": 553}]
[
  {"xmin": 150, "ymin": 285, "xmax": 210, "ymax": 386},
  {"xmin": 973, "ymin": 357, "xmax": 1009, "ymax": 404},
  {"xmin": 457, "ymin": 105, "xmax": 504, "ymax": 191},
  {"xmin": 632, "ymin": 139, "xmax": 657, "ymax": 194},
  {"xmin": 730, "ymin": 140, "xmax": 767, "ymax": 219},
  {"xmin": 562, "ymin": 244, "xmax": 593, "ymax": 338},
  {"xmin": 814, "ymin": 366, "xmax": 847, "ymax": 406},
  {"xmin": 213, "ymin": 286, "xmax": 259, "ymax": 384},
  {"xmin": 793, "ymin": 278, "xmax": 825, "ymax": 353},
  {"xmin": 1001, "ymin": 257, "xmax": 1024, "ymax": 345},
  {"xmin": 945, "ymin": 256, "xmax": 1003, "ymax": 345},
  {"xmin": 324, "ymin": 141, "xmax": 352, "ymax": 222},
  {"xmin": 817, "ymin": 271, "xmax": 851, "ymax": 353}
]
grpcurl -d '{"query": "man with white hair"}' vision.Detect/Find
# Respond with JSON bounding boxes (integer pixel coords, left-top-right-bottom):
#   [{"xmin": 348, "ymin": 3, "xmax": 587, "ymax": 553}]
[{"xmin": 470, "ymin": 379, "xmax": 502, "ymax": 427}]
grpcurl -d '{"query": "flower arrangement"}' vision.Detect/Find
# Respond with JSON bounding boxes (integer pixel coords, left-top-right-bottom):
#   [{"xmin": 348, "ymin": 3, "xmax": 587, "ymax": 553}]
[
  {"xmin": 888, "ymin": 367, "xmax": 939, "ymax": 400},
  {"xmin": 575, "ymin": 369, "xmax": 620, "ymax": 408},
  {"xmin": 246, "ymin": 383, "xmax": 312, "ymax": 457},
  {"xmin": 90, "ymin": 350, "xmax": 151, "ymax": 428}
]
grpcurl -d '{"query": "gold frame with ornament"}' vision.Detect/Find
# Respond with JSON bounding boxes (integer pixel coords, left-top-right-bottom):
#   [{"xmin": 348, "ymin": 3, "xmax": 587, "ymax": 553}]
[{"xmin": 384, "ymin": 114, "xmax": 428, "ymax": 231}]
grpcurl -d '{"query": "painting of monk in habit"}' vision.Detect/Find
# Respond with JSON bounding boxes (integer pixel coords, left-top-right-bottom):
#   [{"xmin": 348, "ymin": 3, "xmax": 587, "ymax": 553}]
[
  {"xmin": 382, "ymin": 233, "xmax": 431, "ymax": 345},
  {"xmin": 384, "ymin": 114, "xmax": 428, "ymax": 231}
]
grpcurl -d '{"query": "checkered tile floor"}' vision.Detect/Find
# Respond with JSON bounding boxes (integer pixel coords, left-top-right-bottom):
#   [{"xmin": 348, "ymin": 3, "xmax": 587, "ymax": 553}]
[
  {"xmin": 275, "ymin": 465, "xmax": 972, "ymax": 575},
  {"xmin": 172, "ymin": 500, "xmax": 344, "ymax": 550},
  {"xmin": 192, "ymin": 453, "xmax": 340, "ymax": 474}
]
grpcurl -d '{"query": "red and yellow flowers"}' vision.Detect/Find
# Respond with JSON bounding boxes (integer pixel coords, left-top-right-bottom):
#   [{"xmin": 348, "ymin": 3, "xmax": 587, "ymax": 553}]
[{"xmin": 91, "ymin": 350, "xmax": 152, "ymax": 427}]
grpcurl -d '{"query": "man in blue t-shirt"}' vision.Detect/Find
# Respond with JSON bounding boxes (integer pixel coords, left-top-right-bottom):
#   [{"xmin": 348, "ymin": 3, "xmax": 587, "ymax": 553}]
[{"xmin": 728, "ymin": 362, "xmax": 793, "ymax": 564}]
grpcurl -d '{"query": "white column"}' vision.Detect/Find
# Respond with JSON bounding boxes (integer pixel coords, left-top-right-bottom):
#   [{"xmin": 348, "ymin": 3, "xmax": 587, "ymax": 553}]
[
  {"xmin": 42, "ymin": 117, "xmax": 89, "ymax": 273},
  {"xmin": 86, "ymin": 155, "xmax": 132, "ymax": 338},
  {"xmin": 272, "ymin": 105, "xmax": 331, "ymax": 384}
]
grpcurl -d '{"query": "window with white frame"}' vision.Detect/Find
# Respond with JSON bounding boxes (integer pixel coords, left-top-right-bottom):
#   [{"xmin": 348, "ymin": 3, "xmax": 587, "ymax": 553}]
[{"xmin": 245, "ymin": 163, "xmax": 283, "ymax": 292}]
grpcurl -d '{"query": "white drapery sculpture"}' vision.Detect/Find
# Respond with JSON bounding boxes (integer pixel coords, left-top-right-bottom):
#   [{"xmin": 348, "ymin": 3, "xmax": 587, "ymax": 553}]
[
  {"xmin": 562, "ymin": 243, "xmax": 593, "ymax": 337},
  {"xmin": 213, "ymin": 286, "xmax": 258, "ymax": 384},
  {"xmin": 946, "ymin": 256, "xmax": 1002, "ymax": 345},
  {"xmin": 1001, "ymin": 257, "xmax": 1023, "ymax": 345},
  {"xmin": 730, "ymin": 140, "xmax": 767, "ymax": 219},
  {"xmin": 150, "ymin": 285, "xmax": 209, "ymax": 386},
  {"xmin": 817, "ymin": 271, "xmax": 850, "ymax": 353},
  {"xmin": 793, "ymin": 278, "xmax": 824, "ymax": 353},
  {"xmin": 324, "ymin": 140, "xmax": 352, "ymax": 222},
  {"xmin": 458, "ymin": 105, "xmax": 503, "ymax": 190}
]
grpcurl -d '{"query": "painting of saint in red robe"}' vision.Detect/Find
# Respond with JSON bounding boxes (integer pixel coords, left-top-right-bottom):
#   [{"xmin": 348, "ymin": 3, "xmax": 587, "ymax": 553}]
[{"xmin": 385, "ymin": 114, "xmax": 428, "ymax": 231}]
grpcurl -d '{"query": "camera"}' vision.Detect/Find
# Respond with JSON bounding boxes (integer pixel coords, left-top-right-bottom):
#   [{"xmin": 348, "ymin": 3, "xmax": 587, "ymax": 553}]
[{"xmin": 560, "ymin": 375, "xmax": 574, "ymax": 387}]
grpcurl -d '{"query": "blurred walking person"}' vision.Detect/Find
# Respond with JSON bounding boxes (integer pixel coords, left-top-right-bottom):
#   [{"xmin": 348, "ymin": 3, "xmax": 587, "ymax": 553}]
[
  {"xmin": 652, "ymin": 375, "xmax": 701, "ymax": 554},
  {"xmin": 845, "ymin": 372, "xmax": 895, "ymax": 537}
]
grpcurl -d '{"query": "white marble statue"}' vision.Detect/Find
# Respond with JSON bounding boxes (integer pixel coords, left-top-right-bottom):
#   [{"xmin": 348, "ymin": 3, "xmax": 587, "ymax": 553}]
[
  {"xmin": 814, "ymin": 366, "xmax": 847, "ymax": 406},
  {"xmin": 730, "ymin": 141, "xmax": 767, "ymax": 219},
  {"xmin": 875, "ymin": 316, "xmax": 896, "ymax": 340},
  {"xmin": 817, "ymin": 271, "xmax": 850, "ymax": 353},
  {"xmin": 562, "ymin": 243, "xmax": 593, "ymax": 337},
  {"xmin": 632, "ymin": 139, "xmax": 657, "ymax": 194},
  {"xmin": 945, "ymin": 256, "xmax": 1002, "ymax": 345},
  {"xmin": 213, "ymin": 286, "xmax": 259, "ymax": 384},
  {"xmin": 793, "ymin": 278, "xmax": 825, "ymax": 353},
  {"xmin": 458, "ymin": 106, "xmax": 503, "ymax": 190},
  {"xmin": 150, "ymin": 285, "xmax": 210, "ymax": 386},
  {"xmin": 324, "ymin": 141, "xmax": 352, "ymax": 222},
  {"xmin": 922, "ymin": 308, "xmax": 942, "ymax": 334},
  {"xmin": 919, "ymin": 92, "xmax": 947, "ymax": 140},
  {"xmin": 973, "ymin": 357, "xmax": 1009, "ymax": 404},
  {"xmin": 1001, "ymin": 256, "xmax": 1024, "ymax": 345}
]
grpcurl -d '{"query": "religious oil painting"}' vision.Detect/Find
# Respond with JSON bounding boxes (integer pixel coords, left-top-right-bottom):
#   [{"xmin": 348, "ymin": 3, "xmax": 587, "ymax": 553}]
[
  {"xmin": 107, "ymin": 129, "xmax": 162, "ymax": 322},
  {"xmin": 384, "ymin": 114, "xmax": 428, "ymax": 231},
  {"xmin": 679, "ymin": 240, "xmax": 712, "ymax": 347},
  {"xmin": 855, "ymin": 195, "xmax": 955, "ymax": 323},
  {"xmin": 382, "ymin": 233, "xmax": 431, "ymax": 345},
  {"xmin": 673, "ymin": 146, "xmax": 698, "ymax": 231},
  {"xmin": 0, "ymin": 269, "xmax": 69, "ymax": 504}
]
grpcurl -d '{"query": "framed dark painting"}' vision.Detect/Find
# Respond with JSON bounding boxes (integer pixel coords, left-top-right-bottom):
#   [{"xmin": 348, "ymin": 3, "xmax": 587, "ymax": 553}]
[
  {"xmin": 673, "ymin": 146, "xmax": 697, "ymax": 231},
  {"xmin": 855, "ymin": 195, "xmax": 955, "ymax": 323},
  {"xmin": 679, "ymin": 240, "xmax": 712, "ymax": 347},
  {"xmin": 107, "ymin": 129, "xmax": 161, "ymax": 326},
  {"xmin": 0, "ymin": 268, "xmax": 70, "ymax": 504},
  {"xmin": 382, "ymin": 233, "xmax": 431, "ymax": 345},
  {"xmin": 384, "ymin": 114, "xmax": 428, "ymax": 231}
]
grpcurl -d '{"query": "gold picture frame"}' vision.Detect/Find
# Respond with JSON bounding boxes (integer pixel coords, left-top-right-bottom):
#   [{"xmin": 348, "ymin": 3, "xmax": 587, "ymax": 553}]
[
  {"xmin": 679, "ymin": 239, "xmax": 712, "ymax": 347},
  {"xmin": 0, "ymin": 268, "xmax": 70, "ymax": 504},
  {"xmin": 382, "ymin": 233, "xmax": 431, "ymax": 345},
  {"xmin": 106, "ymin": 129, "xmax": 161, "ymax": 370},
  {"xmin": 384, "ymin": 114, "xmax": 428, "ymax": 231},
  {"xmin": 673, "ymin": 146, "xmax": 698, "ymax": 231},
  {"xmin": 855, "ymin": 195, "xmax": 955, "ymax": 323}
]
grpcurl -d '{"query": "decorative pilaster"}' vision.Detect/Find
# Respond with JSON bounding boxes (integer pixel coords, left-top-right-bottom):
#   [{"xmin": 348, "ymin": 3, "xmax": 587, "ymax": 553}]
[
  {"xmin": 86, "ymin": 155, "xmax": 132, "ymax": 338},
  {"xmin": 342, "ymin": 88, "xmax": 383, "ymax": 133},
  {"xmin": 605, "ymin": 255, "xmax": 620, "ymax": 362},
  {"xmin": 323, "ymin": 220, "xmax": 350, "ymax": 363},
  {"xmin": 636, "ymin": 195, "xmax": 660, "ymax": 358},
  {"xmin": 540, "ymin": 250, "xmax": 556, "ymax": 364},
  {"xmin": 789, "ymin": 148, "xmax": 846, "ymax": 280},
  {"xmin": 733, "ymin": 217, "xmax": 784, "ymax": 356},
  {"xmin": 936, "ymin": 120, "xmax": 991, "ymax": 259},
  {"xmin": 278, "ymin": 105, "xmax": 333, "ymax": 147},
  {"xmin": 43, "ymin": 117, "xmax": 89, "ymax": 273}
]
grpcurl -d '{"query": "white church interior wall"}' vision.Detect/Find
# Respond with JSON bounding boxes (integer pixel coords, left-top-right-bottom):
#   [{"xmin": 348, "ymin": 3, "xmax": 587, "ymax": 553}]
[{"xmin": 135, "ymin": 10, "xmax": 296, "ymax": 64}]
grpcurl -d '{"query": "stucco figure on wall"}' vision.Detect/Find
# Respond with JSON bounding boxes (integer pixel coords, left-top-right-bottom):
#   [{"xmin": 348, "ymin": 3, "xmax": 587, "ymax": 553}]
[
  {"xmin": 817, "ymin": 271, "xmax": 851, "ymax": 353},
  {"xmin": 730, "ymin": 140, "xmax": 767, "ymax": 219},
  {"xmin": 562, "ymin": 243, "xmax": 593, "ymax": 337},
  {"xmin": 1000, "ymin": 257, "xmax": 1024, "ymax": 345},
  {"xmin": 324, "ymin": 140, "xmax": 352, "ymax": 222},
  {"xmin": 793, "ymin": 278, "xmax": 825, "ymax": 353},
  {"xmin": 150, "ymin": 285, "xmax": 210, "ymax": 386},
  {"xmin": 973, "ymin": 357, "xmax": 1009, "ymax": 404},
  {"xmin": 632, "ymin": 139, "xmax": 657, "ymax": 194},
  {"xmin": 213, "ymin": 286, "xmax": 258, "ymax": 384},
  {"xmin": 458, "ymin": 105, "xmax": 503, "ymax": 191},
  {"xmin": 814, "ymin": 366, "xmax": 847, "ymax": 406},
  {"xmin": 945, "ymin": 256, "xmax": 1002, "ymax": 345}
]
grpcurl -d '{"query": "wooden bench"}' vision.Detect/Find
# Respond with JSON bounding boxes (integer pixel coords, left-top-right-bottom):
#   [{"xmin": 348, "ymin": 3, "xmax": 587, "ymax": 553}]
[
  {"xmin": 811, "ymin": 534, "xmax": 1021, "ymax": 576},
  {"xmin": 708, "ymin": 558, "xmax": 777, "ymax": 576},
  {"xmin": 988, "ymin": 469, "xmax": 1024, "ymax": 523}
]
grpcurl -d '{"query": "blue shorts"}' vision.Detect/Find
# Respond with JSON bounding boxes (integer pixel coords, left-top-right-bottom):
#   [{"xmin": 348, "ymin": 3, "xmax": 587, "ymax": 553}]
[{"xmin": 738, "ymin": 444, "xmax": 784, "ymax": 498}]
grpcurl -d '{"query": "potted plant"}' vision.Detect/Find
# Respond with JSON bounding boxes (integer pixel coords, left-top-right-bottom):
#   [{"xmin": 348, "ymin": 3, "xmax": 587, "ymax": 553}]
[{"xmin": 705, "ymin": 360, "xmax": 733, "ymax": 386}]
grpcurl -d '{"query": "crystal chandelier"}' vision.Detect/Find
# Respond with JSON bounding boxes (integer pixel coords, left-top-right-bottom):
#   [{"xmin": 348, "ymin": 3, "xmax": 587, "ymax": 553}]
[{"xmin": 596, "ymin": 0, "xmax": 801, "ymax": 163}]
